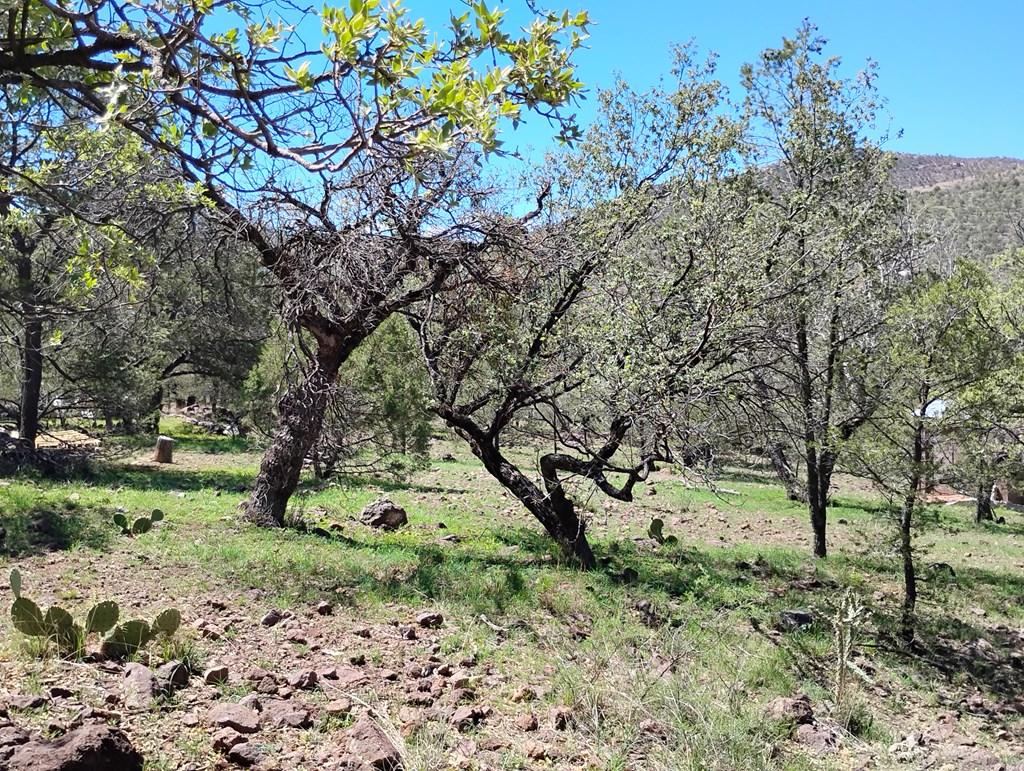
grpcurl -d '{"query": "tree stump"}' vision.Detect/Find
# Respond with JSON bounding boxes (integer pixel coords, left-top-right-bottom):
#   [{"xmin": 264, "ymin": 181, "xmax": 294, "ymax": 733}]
[{"xmin": 153, "ymin": 435, "xmax": 174, "ymax": 464}]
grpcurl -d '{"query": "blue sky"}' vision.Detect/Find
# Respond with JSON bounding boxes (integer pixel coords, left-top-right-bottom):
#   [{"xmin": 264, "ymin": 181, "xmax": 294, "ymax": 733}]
[{"xmin": 496, "ymin": 0, "xmax": 1024, "ymax": 160}]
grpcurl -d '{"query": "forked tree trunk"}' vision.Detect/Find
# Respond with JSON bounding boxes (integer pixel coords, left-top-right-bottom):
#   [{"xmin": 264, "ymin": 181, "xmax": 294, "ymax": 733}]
[
  {"xmin": 442, "ymin": 415, "xmax": 597, "ymax": 569},
  {"xmin": 242, "ymin": 339, "xmax": 347, "ymax": 527}
]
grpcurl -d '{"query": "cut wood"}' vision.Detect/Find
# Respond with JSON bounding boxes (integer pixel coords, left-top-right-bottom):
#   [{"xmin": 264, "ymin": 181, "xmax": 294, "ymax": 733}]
[{"xmin": 153, "ymin": 435, "xmax": 174, "ymax": 464}]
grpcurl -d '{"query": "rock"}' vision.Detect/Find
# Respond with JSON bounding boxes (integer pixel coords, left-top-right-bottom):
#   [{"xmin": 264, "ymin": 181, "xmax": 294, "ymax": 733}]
[
  {"xmin": 353, "ymin": 628, "xmax": 372, "ymax": 639},
  {"xmin": 316, "ymin": 601, "xmax": 334, "ymax": 616},
  {"xmin": 765, "ymin": 695, "xmax": 814, "ymax": 725},
  {"xmin": 227, "ymin": 700, "xmax": 256, "ymax": 721},
  {"xmin": 204, "ymin": 666, "xmax": 230, "ymax": 685},
  {"xmin": 121, "ymin": 664, "xmax": 161, "ymax": 710},
  {"xmin": 795, "ymin": 723, "xmax": 839, "ymax": 754},
  {"xmin": 212, "ymin": 728, "xmax": 246, "ymax": 753},
  {"xmin": 227, "ymin": 741, "xmax": 263, "ymax": 767},
  {"xmin": 511, "ymin": 686, "xmax": 536, "ymax": 703},
  {"xmin": 48, "ymin": 687, "xmax": 74, "ymax": 700},
  {"xmin": 9, "ymin": 695, "xmax": 46, "ymax": 711},
  {"xmin": 155, "ymin": 661, "xmax": 190, "ymax": 691},
  {"xmin": 286, "ymin": 671, "xmax": 318, "ymax": 690},
  {"xmin": 335, "ymin": 668, "xmax": 368, "ymax": 689},
  {"xmin": 260, "ymin": 699, "xmax": 312, "ymax": 729},
  {"xmin": 551, "ymin": 706, "xmax": 573, "ymax": 730},
  {"xmin": 398, "ymin": 625, "xmax": 417, "ymax": 641},
  {"xmin": 206, "ymin": 703, "xmax": 260, "ymax": 734},
  {"xmin": 359, "ymin": 498, "xmax": 408, "ymax": 531},
  {"xmin": 779, "ymin": 610, "xmax": 814, "ymax": 630},
  {"xmin": 347, "ymin": 716, "xmax": 401, "ymax": 770},
  {"xmin": 256, "ymin": 677, "xmax": 278, "ymax": 695},
  {"xmin": 0, "ymin": 725, "xmax": 30, "ymax": 764},
  {"xmin": 260, "ymin": 609, "xmax": 284, "ymax": 627},
  {"xmin": 516, "ymin": 714, "xmax": 538, "ymax": 731},
  {"xmin": 451, "ymin": 706, "xmax": 484, "ymax": 731},
  {"xmin": 326, "ymin": 699, "xmax": 353, "ymax": 717},
  {"xmin": 524, "ymin": 740, "xmax": 547, "ymax": 760},
  {"xmin": 416, "ymin": 612, "xmax": 443, "ymax": 629},
  {"xmin": 8, "ymin": 725, "xmax": 143, "ymax": 770}
]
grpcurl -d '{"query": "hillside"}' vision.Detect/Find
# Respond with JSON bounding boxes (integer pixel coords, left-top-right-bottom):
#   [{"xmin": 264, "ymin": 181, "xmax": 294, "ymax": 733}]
[
  {"xmin": 895, "ymin": 153, "xmax": 1024, "ymax": 260},
  {"xmin": 892, "ymin": 153, "xmax": 1024, "ymax": 192}
]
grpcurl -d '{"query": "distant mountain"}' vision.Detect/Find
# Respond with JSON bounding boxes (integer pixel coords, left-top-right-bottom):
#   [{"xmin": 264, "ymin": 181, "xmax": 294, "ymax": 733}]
[
  {"xmin": 894, "ymin": 153, "xmax": 1024, "ymax": 260},
  {"xmin": 892, "ymin": 153, "xmax": 1024, "ymax": 192}
]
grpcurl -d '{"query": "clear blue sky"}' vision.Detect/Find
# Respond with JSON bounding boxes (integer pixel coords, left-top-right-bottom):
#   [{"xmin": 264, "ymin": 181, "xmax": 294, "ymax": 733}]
[{"xmin": 498, "ymin": 0, "xmax": 1024, "ymax": 160}]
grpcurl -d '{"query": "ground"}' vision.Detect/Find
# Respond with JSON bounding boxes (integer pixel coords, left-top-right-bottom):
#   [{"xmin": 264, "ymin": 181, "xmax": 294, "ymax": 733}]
[{"xmin": 2, "ymin": 420, "xmax": 1024, "ymax": 770}]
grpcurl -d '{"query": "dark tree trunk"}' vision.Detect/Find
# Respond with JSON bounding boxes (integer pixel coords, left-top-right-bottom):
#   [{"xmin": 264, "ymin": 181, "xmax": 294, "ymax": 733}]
[
  {"xmin": 242, "ymin": 338, "xmax": 347, "ymax": 527},
  {"xmin": 767, "ymin": 440, "xmax": 805, "ymax": 502},
  {"xmin": 441, "ymin": 414, "xmax": 596, "ymax": 568},
  {"xmin": 148, "ymin": 385, "xmax": 164, "ymax": 434},
  {"xmin": 975, "ymin": 479, "xmax": 994, "ymax": 523},
  {"xmin": 900, "ymin": 403, "xmax": 927, "ymax": 646},
  {"xmin": 19, "ymin": 313, "xmax": 43, "ymax": 446}
]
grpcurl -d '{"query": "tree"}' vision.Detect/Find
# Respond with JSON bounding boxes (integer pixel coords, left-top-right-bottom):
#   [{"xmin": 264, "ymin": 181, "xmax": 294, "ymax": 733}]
[
  {"xmin": 0, "ymin": 0, "xmax": 591, "ymax": 523},
  {"xmin": 415, "ymin": 48, "xmax": 757, "ymax": 566},
  {"xmin": 738, "ymin": 22, "xmax": 910, "ymax": 557},
  {"xmin": 845, "ymin": 260, "xmax": 1012, "ymax": 643}
]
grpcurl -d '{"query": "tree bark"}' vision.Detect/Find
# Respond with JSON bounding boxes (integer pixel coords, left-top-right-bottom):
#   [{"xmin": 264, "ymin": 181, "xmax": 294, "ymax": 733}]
[
  {"xmin": 975, "ymin": 479, "xmax": 994, "ymax": 523},
  {"xmin": 153, "ymin": 435, "xmax": 174, "ymax": 463},
  {"xmin": 242, "ymin": 337, "xmax": 347, "ymax": 527},
  {"xmin": 767, "ymin": 440, "xmax": 805, "ymax": 502},
  {"xmin": 19, "ymin": 313, "xmax": 43, "ymax": 446}
]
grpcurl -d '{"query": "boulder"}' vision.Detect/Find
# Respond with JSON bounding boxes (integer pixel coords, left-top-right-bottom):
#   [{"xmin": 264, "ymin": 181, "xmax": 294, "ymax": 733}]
[
  {"xmin": 765, "ymin": 695, "xmax": 814, "ymax": 725},
  {"xmin": 8, "ymin": 725, "xmax": 143, "ymax": 770},
  {"xmin": 206, "ymin": 703, "xmax": 259, "ymax": 734},
  {"xmin": 359, "ymin": 498, "xmax": 408, "ymax": 531}
]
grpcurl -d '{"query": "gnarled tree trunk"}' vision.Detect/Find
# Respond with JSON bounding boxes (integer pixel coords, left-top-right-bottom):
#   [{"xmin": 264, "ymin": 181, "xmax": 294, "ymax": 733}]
[
  {"xmin": 767, "ymin": 440, "xmax": 805, "ymax": 502},
  {"xmin": 242, "ymin": 337, "xmax": 347, "ymax": 527}
]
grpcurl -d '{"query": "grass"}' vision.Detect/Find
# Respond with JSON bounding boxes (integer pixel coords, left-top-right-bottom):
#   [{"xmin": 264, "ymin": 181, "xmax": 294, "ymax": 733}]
[{"xmin": 3, "ymin": 421, "xmax": 1024, "ymax": 768}]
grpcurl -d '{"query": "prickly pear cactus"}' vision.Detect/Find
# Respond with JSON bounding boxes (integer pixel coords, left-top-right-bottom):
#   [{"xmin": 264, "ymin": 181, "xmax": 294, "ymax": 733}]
[
  {"xmin": 102, "ymin": 619, "xmax": 152, "ymax": 659},
  {"xmin": 152, "ymin": 608, "xmax": 181, "ymax": 637},
  {"xmin": 85, "ymin": 601, "xmax": 119, "ymax": 634},
  {"xmin": 9, "ymin": 568, "xmax": 21, "ymax": 599},
  {"xmin": 43, "ymin": 606, "xmax": 81, "ymax": 652},
  {"xmin": 150, "ymin": 509, "xmax": 165, "ymax": 523},
  {"xmin": 112, "ymin": 513, "xmax": 130, "ymax": 533},
  {"xmin": 11, "ymin": 597, "xmax": 45, "ymax": 637},
  {"xmin": 131, "ymin": 517, "xmax": 152, "ymax": 535}
]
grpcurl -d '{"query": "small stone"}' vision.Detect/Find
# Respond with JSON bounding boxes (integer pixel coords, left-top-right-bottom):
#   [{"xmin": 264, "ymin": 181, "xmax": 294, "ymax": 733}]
[
  {"xmin": 347, "ymin": 716, "xmax": 402, "ymax": 770},
  {"xmin": 122, "ymin": 664, "xmax": 161, "ymax": 710},
  {"xmin": 212, "ymin": 728, "xmax": 246, "ymax": 753},
  {"xmin": 451, "ymin": 706, "xmax": 483, "ymax": 731},
  {"xmin": 286, "ymin": 670, "xmax": 318, "ymax": 690},
  {"xmin": 9, "ymin": 695, "xmax": 46, "ymax": 711},
  {"xmin": 353, "ymin": 628, "xmax": 372, "ymax": 639},
  {"xmin": 227, "ymin": 741, "xmax": 264, "ymax": 767},
  {"xmin": 48, "ymin": 687, "xmax": 74, "ymax": 699},
  {"xmin": 765, "ymin": 695, "xmax": 814, "ymax": 725},
  {"xmin": 524, "ymin": 740, "xmax": 547, "ymax": 760},
  {"xmin": 206, "ymin": 703, "xmax": 259, "ymax": 734},
  {"xmin": 380, "ymin": 669, "xmax": 399, "ymax": 682},
  {"xmin": 511, "ymin": 686, "xmax": 536, "ymax": 703},
  {"xmin": 316, "ymin": 601, "xmax": 334, "ymax": 616},
  {"xmin": 156, "ymin": 661, "xmax": 190, "ymax": 691},
  {"xmin": 416, "ymin": 611, "xmax": 443, "ymax": 629},
  {"xmin": 326, "ymin": 699, "xmax": 352, "ymax": 717},
  {"xmin": 261, "ymin": 609, "xmax": 284, "ymax": 627},
  {"xmin": 795, "ymin": 722, "xmax": 839, "ymax": 754},
  {"xmin": 360, "ymin": 497, "xmax": 408, "ymax": 531},
  {"xmin": 398, "ymin": 625, "xmax": 417, "ymax": 640},
  {"xmin": 551, "ymin": 706, "xmax": 573, "ymax": 730},
  {"xmin": 779, "ymin": 610, "xmax": 814, "ymax": 630},
  {"xmin": 204, "ymin": 665, "xmax": 230, "ymax": 685},
  {"xmin": 516, "ymin": 713, "xmax": 538, "ymax": 731},
  {"xmin": 256, "ymin": 677, "xmax": 278, "ymax": 695},
  {"xmin": 260, "ymin": 700, "xmax": 312, "ymax": 729}
]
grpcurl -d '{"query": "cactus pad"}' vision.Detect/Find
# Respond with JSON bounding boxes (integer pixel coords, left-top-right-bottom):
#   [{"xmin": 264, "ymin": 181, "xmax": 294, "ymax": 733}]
[
  {"xmin": 9, "ymin": 568, "xmax": 21, "ymax": 599},
  {"xmin": 85, "ymin": 601, "xmax": 119, "ymax": 634},
  {"xmin": 11, "ymin": 597, "xmax": 45, "ymax": 636},
  {"xmin": 152, "ymin": 608, "xmax": 181, "ymax": 636},
  {"xmin": 131, "ymin": 518, "xmax": 152, "ymax": 535},
  {"xmin": 150, "ymin": 509, "xmax": 165, "ymax": 522},
  {"xmin": 113, "ymin": 513, "xmax": 130, "ymax": 532}
]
